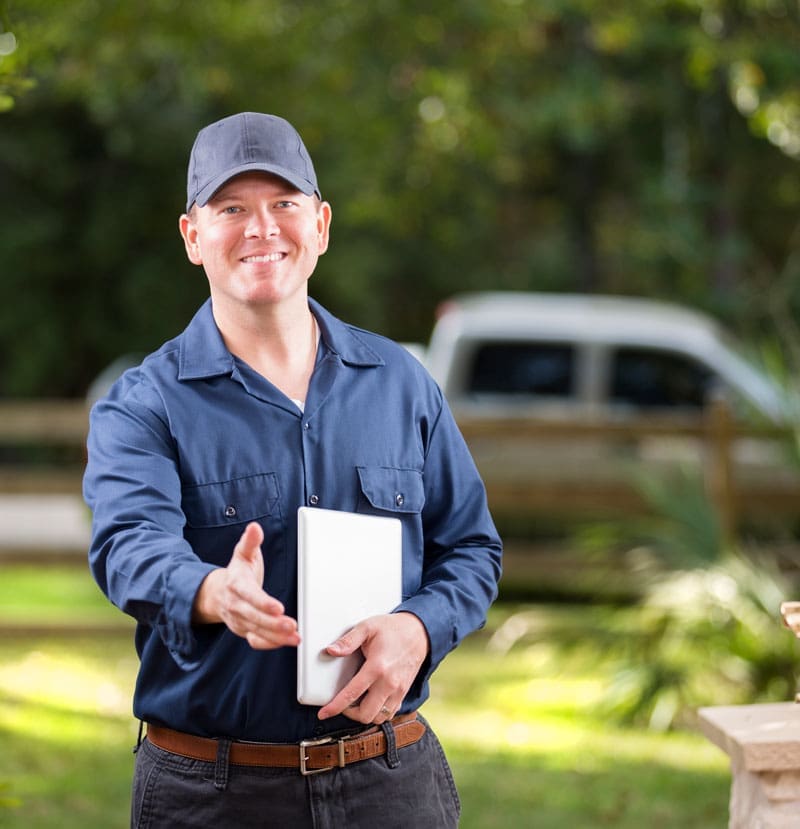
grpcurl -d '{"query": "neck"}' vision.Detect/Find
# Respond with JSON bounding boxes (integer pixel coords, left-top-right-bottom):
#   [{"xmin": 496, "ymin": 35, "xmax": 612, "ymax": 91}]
[{"xmin": 212, "ymin": 298, "xmax": 319, "ymax": 402}]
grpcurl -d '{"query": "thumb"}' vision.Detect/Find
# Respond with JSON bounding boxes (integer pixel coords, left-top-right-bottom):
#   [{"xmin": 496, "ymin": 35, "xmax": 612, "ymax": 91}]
[
  {"xmin": 326, "ymin": 622, "xmax": 367, "ymax": 656},
  {"xmin": 233, "ymin": 522, "xmax": 264, "ymax": 563}
]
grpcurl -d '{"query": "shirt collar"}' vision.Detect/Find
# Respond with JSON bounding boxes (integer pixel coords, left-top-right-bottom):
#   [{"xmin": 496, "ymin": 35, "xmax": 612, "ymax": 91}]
[
  {"xmin": 177, "ymin": 299, "xmax": 235, "ymax": 380},
  {"xmin": 308, "ymin": 298, "xmax": 385, "ymax": 368},
  {"xmin": 177, "ymin": 297, "xmax": 384, "ymax": 382}
]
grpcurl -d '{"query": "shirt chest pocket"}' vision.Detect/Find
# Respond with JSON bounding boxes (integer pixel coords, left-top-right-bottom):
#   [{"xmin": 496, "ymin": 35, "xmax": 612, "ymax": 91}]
[
  {"xmin": 355, "ymin": 466, "xmax": 425, "ymax": 515},
  {"xmin": 182, "ymin": 472, "xmax": 287, "ymax": 592},
  {"xmin": 183, "ymin": 472, "xmax": 280, "ymax": 528},
  {"xmin": 356, "ymin": 466, "xmax": 425, "ymax": 599}
]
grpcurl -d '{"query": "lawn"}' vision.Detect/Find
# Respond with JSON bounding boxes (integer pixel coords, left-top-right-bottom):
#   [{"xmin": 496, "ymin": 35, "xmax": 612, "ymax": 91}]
[{"xmin": 0, "ymin": 566, "xmax": 731, "ymax": 828}]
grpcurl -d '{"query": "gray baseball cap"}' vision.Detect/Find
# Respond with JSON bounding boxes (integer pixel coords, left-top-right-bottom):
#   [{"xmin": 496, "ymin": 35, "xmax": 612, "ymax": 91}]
[{"xmin": 185, "ymin": 112, "xmax": 321, "ymax": 212}]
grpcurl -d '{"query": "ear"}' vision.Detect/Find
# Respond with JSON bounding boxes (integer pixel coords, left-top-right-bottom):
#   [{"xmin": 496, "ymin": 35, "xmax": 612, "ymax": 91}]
[
  {"xmin": 179, "ymin": 213, "xmax": 203, "ymax": 265},
  {"xmin": 316, "ymin": 201, "xmax": 332, "ymax": 255}
]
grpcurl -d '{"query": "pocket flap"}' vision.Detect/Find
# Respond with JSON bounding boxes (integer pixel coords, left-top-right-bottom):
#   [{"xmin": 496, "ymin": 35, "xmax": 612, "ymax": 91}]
[
  {"xmin": 356, "ymin": 466, "xmax": 424, "ymax": 513},
  {"xmin": 183, "ymin": 472, "xmax": 280, "ymax": 528}
]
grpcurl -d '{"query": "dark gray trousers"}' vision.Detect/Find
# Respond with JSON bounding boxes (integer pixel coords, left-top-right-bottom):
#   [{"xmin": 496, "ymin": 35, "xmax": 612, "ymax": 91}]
[{"xmin": 130, "ymin": 717, "xmax": 460, "ymax": 828}]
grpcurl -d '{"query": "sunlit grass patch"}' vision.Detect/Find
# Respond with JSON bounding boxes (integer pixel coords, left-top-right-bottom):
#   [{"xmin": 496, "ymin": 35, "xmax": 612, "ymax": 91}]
[
  {"xmin": 0, "ymin": 636, "xmax": 137, "ymax": 829},
  {"xmin": 0, "ymin": 566, "xmax": 732, "ymax": 828},
  {"xmin": 449, "ymin": 748, "xmax": 728, "ymax": 829},
  {"xmin": 0, "ymin": 565, "xmax": 125, "ymax": 626},
  {"xmin": 0, "ymin": 645, "xmax": 137, "ymax": 751},
  {"xmin": 419, "ymin": 619, "xmax": 730, "ymax": 828},
  {"xmin": 424, "ymin": 641, "xmax": 728, "ymax": 772}
]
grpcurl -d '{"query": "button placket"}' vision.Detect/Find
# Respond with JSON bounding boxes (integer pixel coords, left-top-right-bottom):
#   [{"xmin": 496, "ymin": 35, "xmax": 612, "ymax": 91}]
[{"xmin": 301, "ymin": 416, "xmax": 319, "ymax": 506}]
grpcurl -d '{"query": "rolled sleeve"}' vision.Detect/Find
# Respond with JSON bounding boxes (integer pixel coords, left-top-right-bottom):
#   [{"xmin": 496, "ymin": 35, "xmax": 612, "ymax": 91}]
[
  {"xmin": 84, "ymin": 382, "xmax": 216, "ymax": 670},
  {"xmin": 396, "ymin": 396, "xmax": 503, "ymax": 694}
]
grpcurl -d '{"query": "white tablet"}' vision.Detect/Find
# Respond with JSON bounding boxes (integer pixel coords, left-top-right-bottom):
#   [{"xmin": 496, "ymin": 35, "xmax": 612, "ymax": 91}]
[{"xmin": 297, "ymin": 506, "xmax": 402, "ymax": 707}]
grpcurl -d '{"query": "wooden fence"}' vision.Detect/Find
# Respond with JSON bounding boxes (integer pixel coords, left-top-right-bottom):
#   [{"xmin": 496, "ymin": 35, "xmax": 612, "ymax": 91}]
[
  {"xmin": 1, "ymin": 397, "xmax": 799, "ymax": 541},
  {"xmin": 0, "ymin": 399, "xmax": 89, "ymax": 495},
  {"xmin": 457, "ymin": 398, "xmax": 800, "ymax": 541}
]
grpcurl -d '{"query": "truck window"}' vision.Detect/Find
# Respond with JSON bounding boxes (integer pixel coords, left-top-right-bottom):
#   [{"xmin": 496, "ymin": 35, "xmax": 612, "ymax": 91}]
[
  {"xmin": 467, "ymin": 342, "xmax": 575, "ymax": 397},
  {"xmin": 610, "ymin": 347, "xmax": 713, "ymax": 410}
]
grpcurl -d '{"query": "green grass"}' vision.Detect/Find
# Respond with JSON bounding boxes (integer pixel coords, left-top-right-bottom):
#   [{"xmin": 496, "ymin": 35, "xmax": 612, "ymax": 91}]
[
  {"xmin": 0, "ymin": 564, "xmax": 126, "ymax": 627},
  {"xmin": 424, "ymin": 626, "xmax": 730, "ymax": 828},
  {"xmin": 0, "ymin": 566, "xmax": 731, "ymax": 828}
]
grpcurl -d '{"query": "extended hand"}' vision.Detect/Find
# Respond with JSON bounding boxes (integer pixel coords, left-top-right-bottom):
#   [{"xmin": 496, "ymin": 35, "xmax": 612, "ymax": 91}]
[
  {"xmin": 317, "ymin": 611, "xmax": 429, "ymax": 724},
  {"xmin": 192, "ymin": 522, "xmax": 300, "ymax": 650}
]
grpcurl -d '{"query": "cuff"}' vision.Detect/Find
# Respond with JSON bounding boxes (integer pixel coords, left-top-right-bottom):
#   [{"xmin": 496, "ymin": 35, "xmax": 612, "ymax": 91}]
[{"xmin": 160, "ymin": 560, "xmax": 219, "ymax": 670}]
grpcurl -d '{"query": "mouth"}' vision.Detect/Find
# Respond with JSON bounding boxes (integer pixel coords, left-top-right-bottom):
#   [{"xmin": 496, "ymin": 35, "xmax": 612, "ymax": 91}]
[{"xmin": 241, "ymin": 252, "xmax": 286, "ymax": 264}]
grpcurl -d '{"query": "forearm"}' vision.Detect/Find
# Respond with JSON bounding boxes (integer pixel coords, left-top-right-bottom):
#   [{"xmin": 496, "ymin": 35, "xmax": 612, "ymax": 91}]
[
  {"xmin": 412, "ymin": 401, "xmax": 503, "ymax": 670},
  {"xmin": 400, "ymin": 543, "xmax": 501, "ymax": 660}
]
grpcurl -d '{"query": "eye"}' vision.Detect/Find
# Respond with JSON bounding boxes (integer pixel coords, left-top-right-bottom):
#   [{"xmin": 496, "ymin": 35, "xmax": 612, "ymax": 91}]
[
  {"xmin": 222, "ymin": 205, "xmax": 243, "ymax": 215},
  {"xmin": 275, "ymin": 200, "xmax": 296, "ymax": 209}
]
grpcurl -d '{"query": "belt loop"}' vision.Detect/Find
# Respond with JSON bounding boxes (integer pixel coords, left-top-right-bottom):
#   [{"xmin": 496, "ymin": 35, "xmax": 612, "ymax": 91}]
[
  {"xmin": 380, "ymin": 720, "xmax": 400, "ymax": 769},
  {"xmin": 133, "ymin": 720, "xmax": 144, "ymax": 755},
  {"xmin": 214, "ymin": 738, "xmax": 232, "ymax": 791}
]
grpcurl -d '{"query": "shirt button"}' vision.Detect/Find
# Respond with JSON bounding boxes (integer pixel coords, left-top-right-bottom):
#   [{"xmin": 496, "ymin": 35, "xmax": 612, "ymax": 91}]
[
  {"xmin": 395, "ymin": 493, "xmax": 404, "ymax": 507},
  {"xmin": 224, "ymin": 505, "xmax": 237, "ymax": 518},
  {"xmin": 304, "ymin": 422, "xmax": 311, "ymax": 430},
  {"xmin": 309, "ymin": 494, "xmax": 320, "ymax": 506}
]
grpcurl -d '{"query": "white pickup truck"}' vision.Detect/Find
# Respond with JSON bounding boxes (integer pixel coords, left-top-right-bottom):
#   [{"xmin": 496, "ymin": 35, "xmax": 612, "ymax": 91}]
[
  {"xmin": 421, "ymin": 292, "xmax": 784, "ymax": 421},
  {"xmin": 411, "ymin": 292, "xmax": 798, "ymax": 533}
]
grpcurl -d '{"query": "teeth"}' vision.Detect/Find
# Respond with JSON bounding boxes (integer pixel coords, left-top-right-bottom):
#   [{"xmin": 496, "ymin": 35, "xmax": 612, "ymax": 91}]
[{"xmin": 243, "ymin": 253, "xmax": 284, "ymax": 263}]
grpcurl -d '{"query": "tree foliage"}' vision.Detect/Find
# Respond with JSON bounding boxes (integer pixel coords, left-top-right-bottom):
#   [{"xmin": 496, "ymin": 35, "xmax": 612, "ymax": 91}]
[
  {"xmin": 0, "ymin": 0, "xmax": 32, "ymax": 111},
  {"xmin": 2, "ymin": 0, "xmax": 800, "ymax": 395}
]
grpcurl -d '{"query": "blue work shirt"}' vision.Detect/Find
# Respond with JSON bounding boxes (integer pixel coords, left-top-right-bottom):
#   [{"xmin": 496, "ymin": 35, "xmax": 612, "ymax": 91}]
[{"xmin": 83, "ymin": 298, "xmax": 502, "ymax": 742}]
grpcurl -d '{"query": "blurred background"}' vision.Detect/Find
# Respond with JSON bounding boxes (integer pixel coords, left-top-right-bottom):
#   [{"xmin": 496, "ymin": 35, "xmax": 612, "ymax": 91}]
[{"xmin": 2, "ymin": 0, "xmax": 800, "ymax": 826}]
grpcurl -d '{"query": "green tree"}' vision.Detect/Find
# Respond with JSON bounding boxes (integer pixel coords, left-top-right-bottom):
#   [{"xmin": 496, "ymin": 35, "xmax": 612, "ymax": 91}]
[
  {"xmin": 2, "ymin": 0, "xmax": 799, "ymax": 396},
  {"xmin": 0, "ymin": 0, "xmax": 33, "ymax": 109}
]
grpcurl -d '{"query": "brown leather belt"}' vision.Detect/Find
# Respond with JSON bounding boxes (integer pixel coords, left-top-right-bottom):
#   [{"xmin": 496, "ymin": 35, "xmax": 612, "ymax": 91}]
[{"xmin": 146, "ymin": 712, "xmax": 425, "ymax": 776}]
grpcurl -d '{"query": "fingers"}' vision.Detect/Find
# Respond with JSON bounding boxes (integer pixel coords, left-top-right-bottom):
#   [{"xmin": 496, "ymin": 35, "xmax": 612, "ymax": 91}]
[
  {"xmin": 243, "ymin": 617, "xmax": 300, "ymax": 649},
  {"xmin": 349, "ymin": 698, "xmax": 400, "ymax": 724},
  {"xmin": 222, "ymin": 581, "xmax": 300, "ymax": 649},
  {"xmin": 319, "ymin": 679, "xmax": 399, "ymax": 725},
  {"xmin": 317, "ymin": 614, "xmax": 428, "ymax": 723},
  {"xmin": 377, "ymin": 703, "xmax": 397, "ymax": 722},
  {"xmin": 324, "ymin": 623, "xmax": 367, "ymax": 657},
  {"xmin": 332, "ymin": 684, "xmax": 402, "ymax": 724},
  {"xmin": 233, "ymin": 606, "xmax": 301, "ymax": 650},
  {"xmin": 320, "ymin": 629, "xmax": 393, "ymax": 723}
]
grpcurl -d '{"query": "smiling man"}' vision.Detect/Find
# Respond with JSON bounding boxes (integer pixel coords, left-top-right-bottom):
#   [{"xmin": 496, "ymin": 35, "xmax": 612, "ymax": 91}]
[{"xmin": 83, "ymin": 112, "xmax": 502, "ymax": 828}]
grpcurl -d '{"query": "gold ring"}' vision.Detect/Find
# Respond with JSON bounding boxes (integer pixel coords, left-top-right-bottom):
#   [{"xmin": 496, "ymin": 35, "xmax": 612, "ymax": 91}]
[{"xmin": 380, "ymin": 706, "xmax": 391, "ymax": 716}]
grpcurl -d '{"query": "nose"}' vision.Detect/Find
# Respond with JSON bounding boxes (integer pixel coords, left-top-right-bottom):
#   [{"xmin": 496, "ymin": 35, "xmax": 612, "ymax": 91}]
[{"xmin": 244, "ymin": 207, "xmax": 280, "ymax": 238}]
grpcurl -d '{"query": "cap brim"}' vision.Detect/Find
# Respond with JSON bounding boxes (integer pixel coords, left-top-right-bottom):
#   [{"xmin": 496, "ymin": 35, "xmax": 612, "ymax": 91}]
[{"xmin": 190, "ymin": 162, "xmax": 319, "ymax": 211}]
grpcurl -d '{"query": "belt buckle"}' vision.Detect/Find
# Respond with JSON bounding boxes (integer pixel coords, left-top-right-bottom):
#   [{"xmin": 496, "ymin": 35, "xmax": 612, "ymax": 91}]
[{"xmin": 299, "ymin": 734, "xmax": 350, "ymax": 776}]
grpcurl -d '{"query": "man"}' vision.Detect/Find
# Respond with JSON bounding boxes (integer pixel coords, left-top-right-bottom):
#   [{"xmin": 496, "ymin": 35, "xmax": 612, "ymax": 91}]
[{"xmin": 83, "ymin": 111, "xmax": 502, "ymax": 828}]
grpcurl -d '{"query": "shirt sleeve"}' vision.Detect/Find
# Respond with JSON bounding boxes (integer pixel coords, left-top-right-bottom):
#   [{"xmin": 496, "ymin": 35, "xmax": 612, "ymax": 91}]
[
  {"xmin": 83, "ymin": 379, "xmax": 217, "ymax": 670},
  {"xmin": 396, "ymin": 392, "xmax": 503, "ymax": 695}
]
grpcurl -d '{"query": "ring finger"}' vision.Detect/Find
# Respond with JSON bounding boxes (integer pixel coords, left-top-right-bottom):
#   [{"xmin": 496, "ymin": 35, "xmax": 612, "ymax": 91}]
[{"xmin": 376, "ymin": 703, "xmax": 395, "ymax": 722}]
